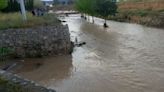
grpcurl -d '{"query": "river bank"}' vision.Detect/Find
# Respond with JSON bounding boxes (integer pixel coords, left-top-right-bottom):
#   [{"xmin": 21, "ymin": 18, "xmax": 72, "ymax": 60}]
[
  {"xmin": 52, "ymin": 2, "xmax": 164, "ymax": 28},
  {"xmin": 0, "ymin": 70, "xmax": 56, "ymax": 92},
  {"xmin": 8, "ymin": 14, "xmax": 164, "ymax": 92},
  {"xmin": 0, "ymin": 12, "xmax": 73, "ymax": 60},
  {"xmin": 108, "ymin": 1, "xmax": 164, "ymax": 28},
  {"xmin": 0, "ymin": 12, "xmax": 73, "ymax": 92},
  {"xmin": 108, "ymin": 10, "xmax": 164, "ymax": 28}
]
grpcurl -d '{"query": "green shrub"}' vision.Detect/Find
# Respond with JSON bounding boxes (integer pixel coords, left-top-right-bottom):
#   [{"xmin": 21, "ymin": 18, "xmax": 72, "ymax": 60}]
[
  {"xmin": 0, "ymin": 78, "xmax": 24, "ymax": 92},
  {"xmin": 0, "ymin": 47, "xmax": 14, "ymax": 61},
  {"xmin": 0, "ymin": 48, "xmax": 13, "ymax": 56},
  {"xmin": 0, "ymin": 0, "xmax": 8, "ymax": 10}
]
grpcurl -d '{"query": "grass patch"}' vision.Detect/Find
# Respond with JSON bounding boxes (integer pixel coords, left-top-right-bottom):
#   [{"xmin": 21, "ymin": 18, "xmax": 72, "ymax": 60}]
[
  {"xmin": 0, "ymin": 12, "xmax": 60, "ymax": 30},
  {"xmin": 0, "ymin": 47, "xmax": 14, "ymax": 61}
]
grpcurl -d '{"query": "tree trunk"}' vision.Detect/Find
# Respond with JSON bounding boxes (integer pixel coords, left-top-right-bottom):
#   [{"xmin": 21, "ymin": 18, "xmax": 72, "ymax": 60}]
[
  {"xmin": 84, "ymin": 14, "xmax": 87, "ymax": 20},
  {"xmin": 92, "ymin": 16, "xmax": 94, "ymax": 23},
  {"xmin": 104, "ymin": 19, "xmax": 108, "ymax": 28},
  {"xmin": 87, "ymin": 15, "xmax": 90, "ymax": 21}
]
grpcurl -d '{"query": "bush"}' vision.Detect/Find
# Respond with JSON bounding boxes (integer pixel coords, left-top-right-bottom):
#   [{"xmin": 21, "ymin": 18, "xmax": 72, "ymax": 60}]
[
  {"xmin": 0, "ymin": 0, "xmax": 8, "ymax": 10},
  {"xmin": 0, "ymin": 47, "xmax": 14, "ymax": 61}
]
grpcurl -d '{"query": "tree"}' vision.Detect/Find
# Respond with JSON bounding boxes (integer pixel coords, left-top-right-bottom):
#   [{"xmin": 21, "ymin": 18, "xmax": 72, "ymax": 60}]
[
  {"xmin": 2, "ymin": 0, "xmax": 34, "ymax": 12},
  {"xmin": 75, "ymin": 0, "xmax": 87, "ymax": 20},
  {"xmin": 75, "ymin": 0, "xmax": 117, "ymax": 27},
  {"xmin": 75, "ymin": 0, "xmax": 88, "ymax": 14},
  {"xmin": 0, "ymin": 0, "xmax": 8, "ymax": 10},
  {"xmin": 25, "ymin": 0, "xmax": 34, "ymax": 10},
  {"xmin": 95, "ymin": 0, "xmax": 117, "ymax": 27},
  {"xmin": 75, "ymin": 0, "xmax": 96, "ymax": 23},
  {"xmin": 4, "ymin": 0, "xmax": 20, "ymax": 12},
  {"xmin": 86, "ymin": 0, "xmax": 96, "ymax": 23}
]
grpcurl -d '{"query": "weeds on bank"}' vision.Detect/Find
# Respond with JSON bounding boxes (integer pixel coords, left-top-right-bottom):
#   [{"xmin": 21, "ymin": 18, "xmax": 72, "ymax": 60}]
[
  {"xmin": 0, "ymin": 12, "xmax": 60, "ymax": 30},
  {"xmin": 0, "ymin": 77, "xmax": 24, "ymax": 92},
  {"xmin": 0, "ymin": 47, "xmax": 14, "ymax": 61}
]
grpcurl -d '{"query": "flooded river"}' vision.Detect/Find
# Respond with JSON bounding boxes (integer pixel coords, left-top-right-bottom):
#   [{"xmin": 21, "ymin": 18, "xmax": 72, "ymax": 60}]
[{"xmin": 15, "ymin": 14, "xmax": 164, "ymax": 92}]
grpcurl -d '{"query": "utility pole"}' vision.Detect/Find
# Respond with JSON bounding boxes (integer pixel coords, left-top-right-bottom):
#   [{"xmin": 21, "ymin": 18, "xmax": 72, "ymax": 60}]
[{"xmin": 18, "ymin": 0, "xmax": 27, "ymax": 21}]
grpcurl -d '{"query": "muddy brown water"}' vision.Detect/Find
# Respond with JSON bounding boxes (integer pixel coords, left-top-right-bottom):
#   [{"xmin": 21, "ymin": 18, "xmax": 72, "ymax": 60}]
[{"xmin": 14, "ymin": 14, "xmax": 164, "ymax": 92}]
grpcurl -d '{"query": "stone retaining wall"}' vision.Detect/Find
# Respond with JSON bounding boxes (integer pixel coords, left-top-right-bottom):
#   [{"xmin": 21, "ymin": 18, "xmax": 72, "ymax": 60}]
[
  {"xmin": 0, "ymin": 25, "xmax": 73, "ymax": 60},
  {"xmin": 0, "ymin": 70, "xmax": 56, "ymax": 92}
]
